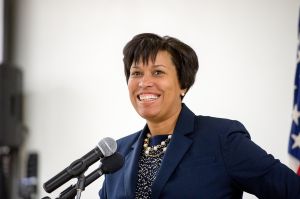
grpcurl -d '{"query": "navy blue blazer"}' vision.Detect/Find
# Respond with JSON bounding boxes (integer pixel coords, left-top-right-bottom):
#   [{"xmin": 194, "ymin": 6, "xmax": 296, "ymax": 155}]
[{"xmin": 99, "ymin": 104, "xmax": 300, "ymax": 199}]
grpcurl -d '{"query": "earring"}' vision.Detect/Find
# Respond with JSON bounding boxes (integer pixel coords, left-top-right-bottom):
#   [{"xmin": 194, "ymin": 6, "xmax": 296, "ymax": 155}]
[{"xmin": 181, "ymin": 92, "xmax": 185, "ymax": 97}]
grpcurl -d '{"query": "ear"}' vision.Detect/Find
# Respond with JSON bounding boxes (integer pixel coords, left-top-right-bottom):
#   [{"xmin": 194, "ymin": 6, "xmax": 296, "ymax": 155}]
[{"xmin": 180, "ymin": 88, "xmax": 187, "ymax": 97}]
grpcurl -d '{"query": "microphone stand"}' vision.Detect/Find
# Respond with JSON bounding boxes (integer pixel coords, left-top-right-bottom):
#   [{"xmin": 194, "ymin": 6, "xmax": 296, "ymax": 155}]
[
  {"xmin": 41, "ymin": 166, "xmax": 103, "ymax": 199},
  {"xmin": 75, "ymin": 173, "xmax": 86, "ymax": 199},
  {"xmin": 40, "ymin": 172, "xmax": 87, "ymax": 199},
  {"xmin": 41, "ymin": 152, "xmax": 124, "ymax": 199}
]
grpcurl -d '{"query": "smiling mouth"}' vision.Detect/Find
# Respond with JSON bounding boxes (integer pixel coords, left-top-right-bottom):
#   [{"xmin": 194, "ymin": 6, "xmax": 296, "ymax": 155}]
[{"xmin": 138, "ymin": 94, "xmax": 160, "ymax": 102}]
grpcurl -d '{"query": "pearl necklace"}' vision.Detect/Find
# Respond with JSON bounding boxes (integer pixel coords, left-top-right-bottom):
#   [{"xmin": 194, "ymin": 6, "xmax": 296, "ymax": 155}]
[{"xmin": 143, "ymin": 133, "xmax": 172, "ymax": 157}]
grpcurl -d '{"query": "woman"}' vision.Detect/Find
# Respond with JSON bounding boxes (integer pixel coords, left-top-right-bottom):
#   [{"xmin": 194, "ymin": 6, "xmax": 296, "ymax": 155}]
[{"xmin": 99, "ymin": 33, "xmax": 300, "ymax": 199}]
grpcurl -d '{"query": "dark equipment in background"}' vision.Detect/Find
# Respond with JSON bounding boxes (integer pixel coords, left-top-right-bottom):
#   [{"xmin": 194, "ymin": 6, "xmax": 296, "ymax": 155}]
[
  {"xmin": 0, "ymin": 0, "xmax": 28, "ymax": 198},
  {"xmin": 0, "ymin": 0, "xmax": 25, "ymax": 148},
  {"xmin": 0, "ymin": 151, "xmax": 8, "ymax": 199},
  {"xmin": 0, "ymin": 64, "xmax": 26, "ymax": 199},
  {"xmin": 19, "ymin": 153, "xmax": 38, "ymax": 199},
  {"xmin": 0, "ymin": 64, "xmax": 25, "ymax": 148}
]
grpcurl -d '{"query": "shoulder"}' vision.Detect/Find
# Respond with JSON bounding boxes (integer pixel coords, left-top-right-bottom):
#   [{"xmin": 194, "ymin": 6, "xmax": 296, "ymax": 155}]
[
  {"xmin": 180, "ymin": 104, "xmax": 250, "ymax": 140},
  {"xmin": 193, "ymin": 115, "xmax": 250, "ymax": 139},
  {"xmin": 194, "ymin": 115, "xmax": 245, "ymax": 129},
  {"xmin": 115, "ymin": 131, "xmax": 141, "ymax": 154}
]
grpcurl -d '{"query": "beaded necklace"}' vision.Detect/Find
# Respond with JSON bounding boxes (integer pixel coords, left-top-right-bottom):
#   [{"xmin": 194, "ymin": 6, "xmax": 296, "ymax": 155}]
[{"xmin": 143, "ymin": 133, "xmax": 172, "ymax": 157}]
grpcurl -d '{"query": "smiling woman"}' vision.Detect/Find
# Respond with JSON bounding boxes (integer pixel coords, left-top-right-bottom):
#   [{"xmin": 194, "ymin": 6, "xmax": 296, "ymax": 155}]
[
  {"xmin": 99, "ymin": 33, "xmax": 300, "ymax": 199},
  {"xmin": 128, "ymin": 51, "xmax": 185, "ymax": 132},
  {"xmin": 125, "ymin": 33, "xmax": 198, "ymax": 136}
]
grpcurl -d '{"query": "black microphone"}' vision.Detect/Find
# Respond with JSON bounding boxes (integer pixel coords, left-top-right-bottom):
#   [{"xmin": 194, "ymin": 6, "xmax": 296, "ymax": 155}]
[
  {"xmin": 58, "ymin": 152, "xmax": 124, "ymax": 199},
  {"xmin": 43, "ymin": 137, "xmax": 117, "ymax": 193}
]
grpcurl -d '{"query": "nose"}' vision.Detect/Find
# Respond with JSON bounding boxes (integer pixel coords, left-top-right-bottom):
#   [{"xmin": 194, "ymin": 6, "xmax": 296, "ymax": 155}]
[{"xmin": 138, "ymin": 74, "xmax": 154, "ymax": 88}]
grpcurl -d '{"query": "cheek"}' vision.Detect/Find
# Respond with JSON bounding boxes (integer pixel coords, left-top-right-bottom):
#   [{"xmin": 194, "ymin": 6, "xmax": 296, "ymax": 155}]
[
  {"xmin": 169, "ymin": 81, "xmax": 182, "ymax": 94},
  {"xmin": 127, "ymin": 80, "xmax": 134, "ymax": 91},
  {"xmin": 127, "ymin": 81, "xmax": 136, "ymax": 98}
]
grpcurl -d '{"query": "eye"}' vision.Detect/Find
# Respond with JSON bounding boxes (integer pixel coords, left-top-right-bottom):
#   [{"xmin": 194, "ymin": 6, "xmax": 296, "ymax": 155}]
[
  {"xmin": 130, "ymin": 71, "xmax": 142, "ymax": 77},
  {"xmin": 153, "ymin": 70, "xmax": 164, "ymax": 76}
]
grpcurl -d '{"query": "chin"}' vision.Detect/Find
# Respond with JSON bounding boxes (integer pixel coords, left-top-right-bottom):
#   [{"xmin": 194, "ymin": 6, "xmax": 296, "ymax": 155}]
[{"xmin": 138, "ymin": 110, "xmax": 159, "ymax": 120}]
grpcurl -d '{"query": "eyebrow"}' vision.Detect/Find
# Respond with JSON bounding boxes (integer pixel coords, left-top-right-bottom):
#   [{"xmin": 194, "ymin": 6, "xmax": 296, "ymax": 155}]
[
  {"xmin": 130, "ymin": 65, "xmax": 140, "ymax": 69},
  {"xmin": 153, "ymin": 64, "xmax": 166, "ymax": 68}
]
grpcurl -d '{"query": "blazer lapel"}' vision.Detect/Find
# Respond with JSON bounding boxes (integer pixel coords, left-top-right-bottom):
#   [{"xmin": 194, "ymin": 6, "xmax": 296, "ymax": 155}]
[
  {"xmin": 123, "ymin": 127, "xmax": 147, "ymax": 198},
  {"xmin": 151, "ymin": 104, "xmax": 195, "ymax": 199}
]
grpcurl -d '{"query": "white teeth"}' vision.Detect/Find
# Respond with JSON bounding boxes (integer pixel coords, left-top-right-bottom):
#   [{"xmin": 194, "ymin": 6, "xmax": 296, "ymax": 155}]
[{"xmin": 139, "ymin": 94, "xmax": 159, "ymax": 101}]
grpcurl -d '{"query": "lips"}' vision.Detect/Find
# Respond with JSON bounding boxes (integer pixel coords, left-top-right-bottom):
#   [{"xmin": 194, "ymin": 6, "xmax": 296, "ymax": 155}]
[{"xmin": 138, "ymin": 94, "xmax": 160, "ymax": 102}]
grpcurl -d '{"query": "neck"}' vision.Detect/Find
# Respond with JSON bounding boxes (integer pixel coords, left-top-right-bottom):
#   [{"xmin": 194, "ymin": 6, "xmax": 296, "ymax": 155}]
[{"xmin": 146, "ymin": 106, "xmax": 182, "ymax": 136}]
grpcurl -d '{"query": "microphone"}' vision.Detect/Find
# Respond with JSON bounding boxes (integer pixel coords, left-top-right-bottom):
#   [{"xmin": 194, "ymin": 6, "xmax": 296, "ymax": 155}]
[
  {"xmin": 58, "ymin": 152, "xmax": 124, "ymax": 199},
  {"xmin": 43, "ymin": 137, "xmax": 117, "ymax": 193}
]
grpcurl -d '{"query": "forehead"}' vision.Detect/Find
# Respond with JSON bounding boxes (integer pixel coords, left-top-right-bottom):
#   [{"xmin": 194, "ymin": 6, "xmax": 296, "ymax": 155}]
[{"xmin": 132, "ymin": 51, "xmax": 173, "ymax": 67}]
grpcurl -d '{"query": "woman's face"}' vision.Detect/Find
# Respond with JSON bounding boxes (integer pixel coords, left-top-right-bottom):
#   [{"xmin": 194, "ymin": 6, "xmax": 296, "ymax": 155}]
[{"xmin": 128, "ymin": 51, "xmax": 185, "ymax": 123}]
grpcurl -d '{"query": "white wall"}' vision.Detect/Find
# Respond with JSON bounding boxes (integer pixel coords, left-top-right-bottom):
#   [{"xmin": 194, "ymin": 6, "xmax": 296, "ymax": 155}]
[{"xmin": 13, "ymin": 0, "xmax": 300, "ymax": 198}]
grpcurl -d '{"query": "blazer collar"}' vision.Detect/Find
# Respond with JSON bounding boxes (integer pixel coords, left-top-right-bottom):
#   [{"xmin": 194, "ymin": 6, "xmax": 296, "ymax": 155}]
[
  {"xmin": 151, "ymin": 103, "xmax": 195, "ymax": 199},
  {"xmin": 123, "ymin": 103, "xmax": 196, "ymax": 198},
  {"xmin": 123, "ymin": 125, "xmax": 148, "ymax": 198}
]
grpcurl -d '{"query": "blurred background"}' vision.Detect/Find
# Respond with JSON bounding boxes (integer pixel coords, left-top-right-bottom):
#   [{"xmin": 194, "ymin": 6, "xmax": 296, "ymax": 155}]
[{"xmin": 0, "ymin": 0, "xmax": 300, "ymax": 198}]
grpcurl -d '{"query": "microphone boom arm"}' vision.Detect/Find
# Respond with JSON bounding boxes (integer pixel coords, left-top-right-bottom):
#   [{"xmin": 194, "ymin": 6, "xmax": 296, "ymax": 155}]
[{"xmin": 57, "ymin": 166, "xmax": 104, "ymax": 199}]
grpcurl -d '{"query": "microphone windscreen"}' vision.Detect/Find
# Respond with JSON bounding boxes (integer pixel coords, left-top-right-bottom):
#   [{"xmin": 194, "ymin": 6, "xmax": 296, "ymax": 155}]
[
  {"xmin": 97, "ymin": 137, "xmax": 117, "ymax": 157},
  {"xmin": 101, "ymin": 152, "xmax": 124, "ymax": 174}
]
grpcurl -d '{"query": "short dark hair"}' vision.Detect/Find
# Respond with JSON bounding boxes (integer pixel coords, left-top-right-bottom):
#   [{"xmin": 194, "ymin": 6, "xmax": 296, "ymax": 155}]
[{"xmin": 123, "ymin": 33, "xmax": 199, "ymax": 93}]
